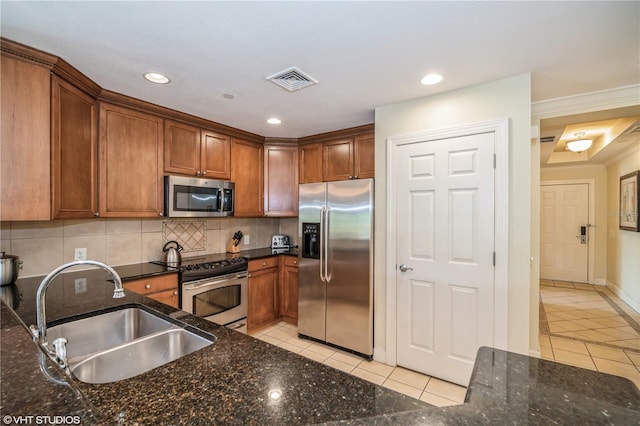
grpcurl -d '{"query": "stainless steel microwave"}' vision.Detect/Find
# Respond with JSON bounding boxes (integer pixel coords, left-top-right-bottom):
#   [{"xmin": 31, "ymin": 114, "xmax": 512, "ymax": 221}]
[{"xmin": 164, "ymin": 175, "xmax": 234, "ymax": 217}]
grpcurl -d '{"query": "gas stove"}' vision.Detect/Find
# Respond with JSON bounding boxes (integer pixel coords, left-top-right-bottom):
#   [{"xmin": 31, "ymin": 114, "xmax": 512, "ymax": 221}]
[{"xmin": 151, "ymin": 254, "xmax": 248, "ymax": 282}]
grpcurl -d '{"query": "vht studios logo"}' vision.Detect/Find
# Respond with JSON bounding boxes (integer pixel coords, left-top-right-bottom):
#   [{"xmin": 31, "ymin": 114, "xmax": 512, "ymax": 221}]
[{"xmin": 2, "ymin": 416, "xmax": 81, "ymax": 425}]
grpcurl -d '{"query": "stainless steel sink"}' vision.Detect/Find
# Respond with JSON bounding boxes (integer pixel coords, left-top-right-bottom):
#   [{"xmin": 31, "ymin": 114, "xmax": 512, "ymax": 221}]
[
  {"xmin": 71, "ymin": 328, "xmax": 212, "ymax": 384},
  {"xmin": 48, "ymin": 308, "xmax": 175, "ymax": 359},
  {"xmin": 47, "ymin": 307, "xmax": 214, "ymax": 383}
]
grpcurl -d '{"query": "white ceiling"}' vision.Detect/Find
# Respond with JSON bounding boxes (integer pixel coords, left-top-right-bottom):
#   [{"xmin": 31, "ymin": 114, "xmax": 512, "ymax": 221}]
[{"xmin": 1, "ymin": 1, "xmax": 639, "ymax": 138}]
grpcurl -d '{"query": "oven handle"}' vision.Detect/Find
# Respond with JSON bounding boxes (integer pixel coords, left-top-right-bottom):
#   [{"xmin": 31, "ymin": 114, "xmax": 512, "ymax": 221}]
[{"xmin": 182, "ymin": 273, "xmax": 248, "ymax": 290}]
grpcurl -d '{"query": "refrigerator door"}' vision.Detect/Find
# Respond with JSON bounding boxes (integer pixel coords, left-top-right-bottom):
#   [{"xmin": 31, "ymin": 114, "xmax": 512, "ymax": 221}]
[
  {"xmin": 298, "ymin": 182, "xmax": 327, "ymax": 341},
  {"xmin": 326, "ymin": 179, "xmax": 374, "ymax": 356}
]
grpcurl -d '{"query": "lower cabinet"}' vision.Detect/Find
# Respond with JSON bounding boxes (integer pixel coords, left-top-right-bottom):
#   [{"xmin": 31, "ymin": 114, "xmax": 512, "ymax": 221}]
[
  {"xmin": 123, "ymin": 273, "xmax": 179, "ymax": 308},
  {"xmin": 279, "ymin": 256, "xmax": 298, "ymax": 324},
  {"xmin": 247, "ymin": 257, "xmax": 279, "ymax": 332}
]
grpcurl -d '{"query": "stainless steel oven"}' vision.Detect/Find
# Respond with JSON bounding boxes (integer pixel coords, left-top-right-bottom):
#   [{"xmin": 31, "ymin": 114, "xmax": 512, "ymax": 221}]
[
  {"xmin": 182, "ymin": 271, "xmax": 248, "ymax": 333},
  {"xmin": 151, "ymin": 255, "xmax": 248, "ymax": 333}
]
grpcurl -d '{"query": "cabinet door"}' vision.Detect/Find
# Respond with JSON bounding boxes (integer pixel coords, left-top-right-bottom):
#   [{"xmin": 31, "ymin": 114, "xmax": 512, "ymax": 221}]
[
  {"xmin": 248, "ymin": 267, "xmax": 278, "ymax": 331},
  {"xmin": 164, "ymin": 120, "xmax": 200, "ymax": 176},
  {"xmin": 51, "ymin": 75, "xmax": 98, "ymax": 219},
  {"xmin": 264, "ymin": 145, "xmax": 298, "ymax": 217},
  {"xmin": 354, "ymin": 132, "xmax": 375, "ymax": 179},
  {"xmin": 99, "ymin": 103, "xmax": 164, "ymax": 217},
  {"xmin": 323, "ymin": 138, "xmax": 354, "ymax": 181},
  {"xmin": 148, "ymin": 288, "xmax": 179, "ymax": 309},
  {"xmin": 1, "ymin": 56, "xmax": 51, "ymax": 220},
  {"xmin": 201, "ymin": 131, "xmax": 231, "ymax": 180},
  {"xmin": 231, "ymin": 138, "xmax": 263, "ymax": 217},
  {"xmin": 299, "ymin": 142, "xmax": 323, "ymax": 184},
  {"xmin": 280, "ymin": 257, "xmax": 299, "ymax": 323}
]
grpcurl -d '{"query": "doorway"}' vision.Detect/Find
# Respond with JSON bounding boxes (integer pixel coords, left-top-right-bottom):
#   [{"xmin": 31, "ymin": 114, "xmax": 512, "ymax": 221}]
[
  {"xmin": 540, "ymin": 182, "xmax": 591, "ymax": 283},
  {"xmin": 386, "ymin": 119, "xmax": 509, "ymax": 386}
]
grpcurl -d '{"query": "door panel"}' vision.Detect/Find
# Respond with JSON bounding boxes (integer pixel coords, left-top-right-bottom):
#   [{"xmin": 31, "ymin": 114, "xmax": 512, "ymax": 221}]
[
  {"xmin": 396, "ymin": 131, "xmax": 495, "ymax": 386},
  {"xmin": 540, "ymin": 184, "xmax": 589, "ymax": 282}
]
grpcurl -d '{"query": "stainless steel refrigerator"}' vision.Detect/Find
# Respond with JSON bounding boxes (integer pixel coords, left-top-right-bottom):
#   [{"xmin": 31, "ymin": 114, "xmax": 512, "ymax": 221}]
[{"xmin": 298, "ymin": 179, "xmax": 373, "ymax": 358}]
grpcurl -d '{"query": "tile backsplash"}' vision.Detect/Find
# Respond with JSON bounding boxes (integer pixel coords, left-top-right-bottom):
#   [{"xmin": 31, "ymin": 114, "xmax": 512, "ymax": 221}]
[{"xmin": 0, "ymin": 217, "xmax": 285, "ymax": 277}]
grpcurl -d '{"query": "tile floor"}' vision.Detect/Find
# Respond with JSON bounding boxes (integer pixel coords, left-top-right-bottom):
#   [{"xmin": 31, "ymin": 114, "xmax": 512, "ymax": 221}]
[
  {"xmin": 248, "ymin": 322, "xmax": 467, "ymax": 407},
  {"xmin": 539, "ymin": 279, "xmax": 640, "ymax": 390},
  {"xmin": 248, "ymin": 280, "xmax": 640, "ymax": 408}
]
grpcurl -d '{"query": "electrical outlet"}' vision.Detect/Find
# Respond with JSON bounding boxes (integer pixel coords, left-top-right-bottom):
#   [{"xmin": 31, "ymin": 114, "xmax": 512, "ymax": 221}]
[
  {"xmin": 244, "ymin": 235, "xmax": 250, "ymax": 245},
  {"xmin": 74, "ymin": 277, "xmax": 87, "ymax": 294},
  {"xmin": 74, "ymin": 248, "xmax": 87, "ymax": 261}
]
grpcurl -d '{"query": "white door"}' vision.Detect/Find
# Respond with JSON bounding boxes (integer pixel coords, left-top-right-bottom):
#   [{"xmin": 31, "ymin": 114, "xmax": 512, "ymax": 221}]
[
  {"xmin": 540, "ymin": 183, "xmax": 589, "ymax": 282},
  {"xmin": 395, "ymin": 131, "xmax": 495, "ymax": 386}
]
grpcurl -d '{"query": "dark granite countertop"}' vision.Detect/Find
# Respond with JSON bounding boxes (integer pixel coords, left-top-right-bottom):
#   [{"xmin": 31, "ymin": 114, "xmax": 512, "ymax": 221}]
[{"xmin": 2, "ymin": 262, "xmax": 639, "ymax": 425}]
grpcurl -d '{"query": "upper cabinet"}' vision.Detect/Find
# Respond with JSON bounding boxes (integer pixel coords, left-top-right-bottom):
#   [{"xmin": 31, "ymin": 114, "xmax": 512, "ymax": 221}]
[
  {"xmin": 323, "ymin": 132, "xmax": 374, "ymax": 181},
  {"xmin": 164, "ymin": 120, "xmax": 231, "ymax": 180},
  {"xmin": 51, "ymin": 75, "xmax": 98, "ymax": 219},
  {"xmin": 264, "ymin": 144, "xmax": 299, "ymax": 217},
  {"xmin": 99, "ymin": 103, "xmax": 164, "ymax": 217},
  {"xmin": 299, "ymin": 142, "xmax": 323, "ymax": 184},
  {"xmin": 231, "ymin": 138, "xmax": 263, "ymax": 217},
  {"xmin": 299, "ymin": 125, "xmax": 374, "ymax": 184},
  {"xmin": 1, "ymin": 55, "xmax": 52, "ymax": 221}
]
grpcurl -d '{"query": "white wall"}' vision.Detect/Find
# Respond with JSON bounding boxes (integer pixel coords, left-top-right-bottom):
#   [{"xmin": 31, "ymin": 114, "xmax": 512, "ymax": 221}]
[
  {"xmin": 606, "ymin": 143, "xmax": 640, "ymax": 311},
  {"xmin": 374, "ymin": 74, "xmax": 532, "ymax": 357}
]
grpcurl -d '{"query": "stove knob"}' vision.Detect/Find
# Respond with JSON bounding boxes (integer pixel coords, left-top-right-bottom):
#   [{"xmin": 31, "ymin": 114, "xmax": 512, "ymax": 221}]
[
  {"xmin": 203, "ymin": 264, "xmax": 210, "ymax": 269},
  {"xmin": 194, "ymin": 264, "xmax": 200, "ymax": 269},
  {"xmin": 185, "ymin": 265, "xmax": 192, "ymax": 271}
]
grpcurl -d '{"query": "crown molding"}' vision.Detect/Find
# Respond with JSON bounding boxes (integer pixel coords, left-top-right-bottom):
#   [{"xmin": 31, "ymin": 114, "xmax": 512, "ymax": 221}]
[{"xmin": 532, "ymin": 85, "xmax": 640, "ymax": 119}]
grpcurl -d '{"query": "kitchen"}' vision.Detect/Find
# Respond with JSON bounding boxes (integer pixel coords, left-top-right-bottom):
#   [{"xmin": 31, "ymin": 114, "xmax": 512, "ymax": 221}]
[{"xmin": 2, "ymin": 1, "xmax": 640, "ymax": 424}]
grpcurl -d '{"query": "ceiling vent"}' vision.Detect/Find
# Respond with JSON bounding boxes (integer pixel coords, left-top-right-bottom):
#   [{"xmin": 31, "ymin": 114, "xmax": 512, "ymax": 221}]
[
  {"xmin": 540, "ymin": 136, "xmax": 556, "ymax": 143},
  {"xmin": 266, "ymin": 66, "xmax": 318, "ymax": 92}
]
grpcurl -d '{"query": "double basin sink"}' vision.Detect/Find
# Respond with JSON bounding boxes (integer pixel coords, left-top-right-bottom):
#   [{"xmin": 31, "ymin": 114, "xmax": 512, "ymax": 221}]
[{"xmin": 47, "ymin": 307, "xmax": 215, "ymax": 384}]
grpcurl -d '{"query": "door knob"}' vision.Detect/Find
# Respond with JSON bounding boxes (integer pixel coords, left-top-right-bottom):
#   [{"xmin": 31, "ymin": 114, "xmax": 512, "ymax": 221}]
[{"xmin": 398, "ymin": 264, "xmax": 413, "ymax": 272}]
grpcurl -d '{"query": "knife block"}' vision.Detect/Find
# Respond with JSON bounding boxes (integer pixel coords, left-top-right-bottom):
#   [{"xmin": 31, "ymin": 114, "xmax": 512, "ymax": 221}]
[{"xmin": 226, "ymin": 239, "xmax": 240, "ymax": 253}]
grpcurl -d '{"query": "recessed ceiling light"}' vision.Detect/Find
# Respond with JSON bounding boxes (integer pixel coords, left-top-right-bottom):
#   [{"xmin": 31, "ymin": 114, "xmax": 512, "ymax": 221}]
[
  {"xmin": 420, "ymin": 73, "xmax": 444, "ymax": 85},
  {"xmin": 143, "ymin": 72, "xmax": 170, "ymax": 84},
  {"xmin": 267, "ymin": 118, "xmax": 282, "ymax": 125},
  {"xmin": 223, "ymin": 93, "xmax": 235, "ymax": 99}
]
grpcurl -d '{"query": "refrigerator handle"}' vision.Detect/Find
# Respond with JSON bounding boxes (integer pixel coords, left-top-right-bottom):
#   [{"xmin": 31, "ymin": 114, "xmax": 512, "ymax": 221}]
[
  {"xmin": 324, "ymin": 206, "xmax": 331, "ymax": 283},
  {"xmin": 319, "ymin": 206, "xmax": 326, "ymax": 283}
]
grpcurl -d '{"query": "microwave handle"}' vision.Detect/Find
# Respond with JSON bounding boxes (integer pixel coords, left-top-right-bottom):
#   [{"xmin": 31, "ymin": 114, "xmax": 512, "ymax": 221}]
[{"xmin": 217, "ymin": 188, "xmax": 222, "ymax": 212}]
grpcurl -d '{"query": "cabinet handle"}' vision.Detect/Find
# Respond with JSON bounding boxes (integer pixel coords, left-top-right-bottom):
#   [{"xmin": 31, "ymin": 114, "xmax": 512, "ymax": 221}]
[
  {"xmin": 202, "ymin": 171, "xmax": 207, "ymax": 176},
  {"xmin": 349, "ymin": 175, "xmax": 353, "ymax": 179},
  {"xmin": 355, "ymin": 175, "xmax": 358, "ymax": 179},
  {"xmin": 159, "ymin": 212, "xmax": 163, "ymax": 216},
  {"xmin": 262, "ymin": 262, "xmax": 267, "ymax": 266},
  {"xmin": 94, "ymin": 212, "xmax": 100, "ymax": 217},
  {"xmin": 196, "ymin": 171, "xmax": 202, "ymax": 176},
  {"xmin": 173, "ymin": 290, "xmax": 178, "ymax": 295},
  {"xmin": 294, "ymin": 260, "xmax": 297, "ymax": 264},
  {"xmin": 145, "ymin": 284, "xmax": 151, "ymax": 289}
]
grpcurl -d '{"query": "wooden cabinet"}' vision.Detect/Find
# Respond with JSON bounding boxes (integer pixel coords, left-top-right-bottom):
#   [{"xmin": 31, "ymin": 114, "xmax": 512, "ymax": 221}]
[
  {"xmin": 264, "ymin": 144, "xmax": 298, "ymax": 217},
  {"xmin": 323, "ymin": 132, "xmax": 374, "ymax": 181},
  {"xmin": 51, "ymin": 75, "xmax": 98, "ymax": 219},
  {"xmin": 299, "ymin": 142, "xmax": 323, "ymax": 184},
  {"xmin": 99, "ymin": 103, "xmax": 164, "ymax": 217},
  {"xmin": 247, "ymin": 257, "xmax": 279, "ymax": 332},
  {"xmin": 279, "ymin": 256, "xmax": 299, "ymax": 324},
  {"xmin": 124, "ymin": 273, "xmax": 179, "ymax": 308},
  {"xmin": 164, "ymin": 120, "xmax": 231, "ymax": 180},
  {"xmin": 231, "ymin": 138, "xmax": 264, "ymax": 217},
  {"xmin": 1, "ymin": 55, "xmax": 51, "ymax": 221}
]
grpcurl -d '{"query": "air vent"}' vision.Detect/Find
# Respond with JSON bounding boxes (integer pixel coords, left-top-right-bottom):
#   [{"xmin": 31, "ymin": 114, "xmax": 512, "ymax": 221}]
[
  {"xmin": 540, "ymin": 136, "xmax": 556, "ymax": 143},
  {"xmin": 266, "ymin": 66, "xmax": 318, "ymax": 92}
]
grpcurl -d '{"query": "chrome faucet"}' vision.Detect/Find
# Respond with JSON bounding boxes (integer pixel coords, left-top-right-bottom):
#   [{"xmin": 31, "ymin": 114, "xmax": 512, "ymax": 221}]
[{"xmin": 31, "ymin": 260, "xmax": 125, "ymax": 369}]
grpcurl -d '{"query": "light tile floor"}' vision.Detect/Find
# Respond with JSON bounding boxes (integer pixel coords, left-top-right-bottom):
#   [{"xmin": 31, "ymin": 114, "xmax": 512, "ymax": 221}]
[
  {"xmin": 539, "ymin": 279, "xmax": 640, "ymax": 390},
  {"xmin": 248, "ymin": 322, "xmax": 467, "ymax": 407},
  {"xmin": 249, "ymin": 281, "xmax": 640, "ymax": 407}
]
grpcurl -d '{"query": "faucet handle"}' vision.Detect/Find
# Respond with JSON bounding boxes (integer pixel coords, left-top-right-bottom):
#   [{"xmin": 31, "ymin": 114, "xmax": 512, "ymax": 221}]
[{"xmin": 52, "ymin": 337, "xmax": 69, "ymax": 370}]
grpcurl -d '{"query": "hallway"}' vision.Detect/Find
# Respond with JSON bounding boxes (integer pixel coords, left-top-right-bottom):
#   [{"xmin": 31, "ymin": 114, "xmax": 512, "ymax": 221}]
[{"xmin": 539, "ymin": 279, "xmax": 640, "ymax": 389}]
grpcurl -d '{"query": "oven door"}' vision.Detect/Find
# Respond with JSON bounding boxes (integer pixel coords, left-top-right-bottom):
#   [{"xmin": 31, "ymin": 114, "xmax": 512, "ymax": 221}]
[{"xmin": 181, "ymin": 272, "xmax": 247, "ymax": 326}]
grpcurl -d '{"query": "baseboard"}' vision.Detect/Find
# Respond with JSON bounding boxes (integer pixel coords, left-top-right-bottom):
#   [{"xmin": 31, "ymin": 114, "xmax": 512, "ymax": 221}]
[
  {"xmin": 606, "ymin": 280, "xmax": 640, "ymax": 313},
  {"xmin": 593, "ymin": 278, "xmax": 606, "ymax": 286},
  {"xmin": 529, "ymin": 349, "xmax": 541, "ymax": 358},
  {"xmin": 373, "ymin": 347, "xmax": 387, "ymax": 364}
]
